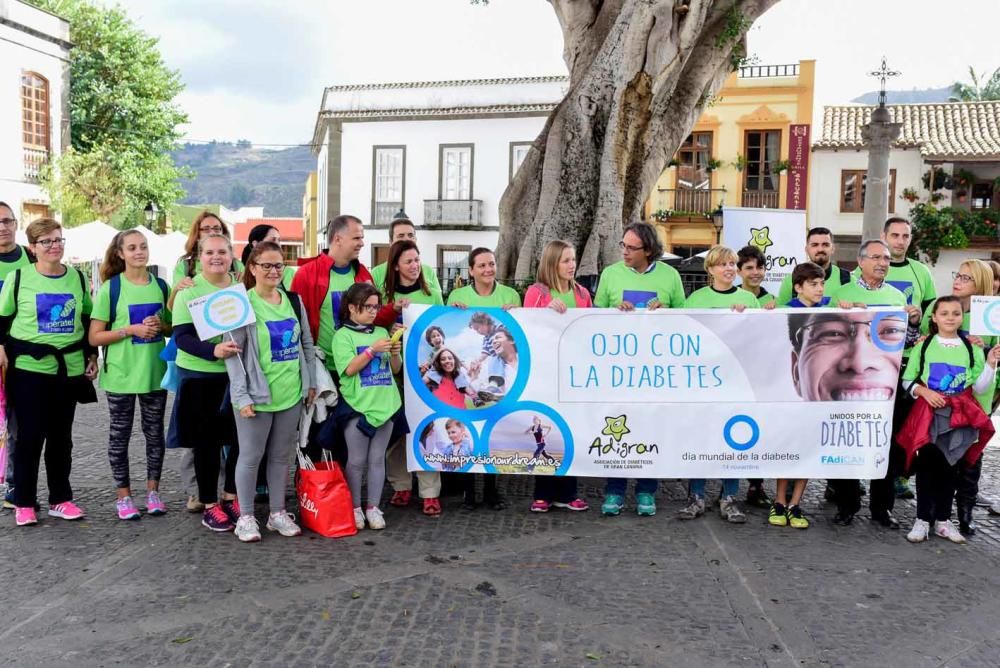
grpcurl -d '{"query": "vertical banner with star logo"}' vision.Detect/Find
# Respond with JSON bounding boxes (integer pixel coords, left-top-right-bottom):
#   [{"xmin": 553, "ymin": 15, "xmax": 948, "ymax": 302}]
[{"xmin": 722, "ymin": 207, "xmax": 807, "ymax": 294}]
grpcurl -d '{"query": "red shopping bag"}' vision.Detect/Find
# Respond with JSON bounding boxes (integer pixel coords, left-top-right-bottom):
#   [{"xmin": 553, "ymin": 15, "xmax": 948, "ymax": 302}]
[{"xmin": 296, "ymin": 460, "xmax": 358, "ymax": 538}]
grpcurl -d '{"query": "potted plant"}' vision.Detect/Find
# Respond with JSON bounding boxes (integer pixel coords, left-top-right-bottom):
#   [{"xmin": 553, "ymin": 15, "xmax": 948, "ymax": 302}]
[
  {"xmin": 651, "ymin": 209, "xmax": 671, "ymax": 223},
  {"xmin": 901, "ymin": 187, "xmax": 920, "ymax": 203},
  {"xmin": 953, "ymin": 168, "xmax": 976, "ymax": 188},
  {"xmin": 705, "ymin": 158, "xmax": 723, "ymax": 173},
  {"xmin": 774, "ymin": 159, "xmax": 791, "ymax": 174},
  {"xmin": 930, "ymin": 191, "xmax": 946, "ymax": 204},
  {"xmin": 922, "ymin": 169, "xmax": 951, "ymax": 191},
  {"xmin": 733, "ymin": 155, "xmax": 746, "ymax": 172}
]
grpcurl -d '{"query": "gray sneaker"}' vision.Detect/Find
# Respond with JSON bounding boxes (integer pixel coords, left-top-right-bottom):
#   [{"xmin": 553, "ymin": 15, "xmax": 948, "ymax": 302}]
[
  {"xmin": 234, "ymin": 515, "xmax": 261, "ymax": 542},
  {"xmin": 719, "ymin": 495, "xmax": 747, "ymax": 523},
  {"xmin": 677, "ymin": 496, "xmax": 705, "ymax": 520},
  {"xmin": 266, "ymin": 510, "xmax": 302, "ymax": 537}
]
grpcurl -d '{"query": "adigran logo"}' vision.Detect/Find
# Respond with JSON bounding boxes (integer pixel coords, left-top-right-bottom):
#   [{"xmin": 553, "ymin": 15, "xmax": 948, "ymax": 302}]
[
  {"xmin": 588, "ymin": 415, "xmax": 659, "ymax": 459},
  {"xmin": 820, "ymin": 455, "xmax": 866, "ymax": 466}
]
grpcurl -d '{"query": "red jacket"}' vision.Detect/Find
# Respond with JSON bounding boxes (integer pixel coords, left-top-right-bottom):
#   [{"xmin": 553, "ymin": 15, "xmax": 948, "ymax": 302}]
[
  {"xmin": 290, "ymin": 253, "xmax": 373, "ymax": 340},
  {"xmin": 895, "ymin": 388, "xmax": 995, "ymax": 472}
]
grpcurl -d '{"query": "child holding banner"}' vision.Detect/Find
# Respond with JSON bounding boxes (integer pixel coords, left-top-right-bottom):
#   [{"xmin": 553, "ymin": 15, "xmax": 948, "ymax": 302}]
[
  {"xmin": 170, "ymin": 234, "xmax": 243, "ymax": 532},
  {"xmin": 330, "ymin": 283, "xmax": 404, "ymax": 530},
  {"xmin": 524, "ymin": 240, "xmax": 589, "ymax": 513},
  {"xmin": 225, "ymin": 242, "xmax": 316, "ymax": 542},
  {"xmin": 679, "ymin": 245, "xmax": 757, "ymax": 524},
  {"xmin": 88, "ymin": 230, "xmax": 170, "ymax": 521},
  {"xmin": 899, "ymin": 296, "xmax": 1000, "ymax": 544}
]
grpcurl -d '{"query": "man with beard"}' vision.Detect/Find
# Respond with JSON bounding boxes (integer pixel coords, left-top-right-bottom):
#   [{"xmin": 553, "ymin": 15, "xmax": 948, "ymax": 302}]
[{"xmin": 776, "ymin": 227, "xmax": 850, "ymax": 306}]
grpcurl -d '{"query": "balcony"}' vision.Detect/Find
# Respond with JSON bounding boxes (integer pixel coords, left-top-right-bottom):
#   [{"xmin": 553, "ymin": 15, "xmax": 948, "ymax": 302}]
[
  {"xmin": 23, "ymin": 147, "xmax": 49, "ymax": 183},
  {"xmin": 738, "ymin": 63, "xmax": 799, "ymax": 78},
  {"xmin": 651, "ymin": 188, "xmax": 726, "ymax": 216},
  {"xmin": 741, "ymin": 190, "xmax": 779, "ymax": 209},
  {"xmin": 373, "ymin": 201, "xmax": 402, "ymax": 226},
  {"xmin": 424, "ymin": 199, "xmax": 483, "ymax": 227}
]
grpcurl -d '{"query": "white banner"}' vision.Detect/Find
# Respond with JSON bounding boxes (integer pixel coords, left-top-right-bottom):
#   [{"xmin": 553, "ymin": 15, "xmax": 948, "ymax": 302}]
[
  {"xmin": 403, "ymin": 305, "xmax": 907, "ymax": 479},
  {"xmin": 186, "ymin": 283, "xmax": 256, "ymax": 341},
  {"xmin": 722, "ymin": 206, "xmax": 807, "ymax": 293},
  {"xmin": 970, "ymin": 295, "xmax": 1000, "ymax": 336}
]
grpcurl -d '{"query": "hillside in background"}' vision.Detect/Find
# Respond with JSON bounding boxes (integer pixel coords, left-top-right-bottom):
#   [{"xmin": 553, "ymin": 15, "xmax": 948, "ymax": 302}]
[
  {"xmin": 172, "ymin": 142, "xmax": 314, "ymax": 216},
  {"xmin": 850, "ymin": 86, "xmax": 952, "ymax": 105}
]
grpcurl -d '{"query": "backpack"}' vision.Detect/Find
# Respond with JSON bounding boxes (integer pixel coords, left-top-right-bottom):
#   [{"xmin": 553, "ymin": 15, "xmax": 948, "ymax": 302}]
[
  {"xmin": 103, "ymin": 272, "xmax": 170, "ymax": 370},
  {"xmin": 279, "ymin": 284, "xmax": 304, "ymax": 324}
]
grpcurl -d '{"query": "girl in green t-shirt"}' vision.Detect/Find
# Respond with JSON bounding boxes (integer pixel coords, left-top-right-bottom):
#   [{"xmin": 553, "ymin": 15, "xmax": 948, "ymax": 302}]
[
  {"xmin": 168, "ymin": 210, "xmax": 243, "ymax": 309},
  {"xmin": 88, "ymin": 230, "xmax": 171, "ymax": 521},
  {"xmin": 170, "ymin": 234, "xmax": 243, "ymax": 533},
  {"xmin": 0, "ymin": 218, "xmax": 97, "ymax": 526},
  {"xmin": 331, "ymin": 283, "xmax": 403, "ymax": 531},
  {"xmin": 379, "ymin": 240, "xmax": 444, "ymax": 516},
  {"xmin": 225, "ymin": 242, "xmax": 316, "ymax": 543}
]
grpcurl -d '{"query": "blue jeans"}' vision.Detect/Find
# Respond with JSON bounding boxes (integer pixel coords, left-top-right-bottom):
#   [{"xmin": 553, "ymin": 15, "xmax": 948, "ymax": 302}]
[
  {"xmin": 689, "ymin": 479, "xmax": 739, "ymax": 498},
  {"xmin": 605, "ymin": 478, "xmax": 658, "ymax": 496}
]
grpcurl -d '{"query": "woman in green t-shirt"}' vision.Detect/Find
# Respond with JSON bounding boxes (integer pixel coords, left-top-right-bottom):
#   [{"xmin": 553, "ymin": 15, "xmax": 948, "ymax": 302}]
[
  {"xmin": 0, "ymin": 218, "xmax": 98, "ymax": 526},
  {"xmin": 88, "ymin": 230, "xmax": 171, "ymax": 521},
  {"xmin": 378, "ymin": 240, "xmax": 444, "ymax": 516},
  {"xmin": 225, "ymin": 242, "xmax": 316, "ymax": 542},
  {"xmin": 169, "ymin": 210, "xmax": 243, "ymax": 309},
  {"xmin": 170, "ymin": 234, "xmax": 243, "ymax": 533},
  {"xmin": 240, "ymin": 224, "xmax": 296, "ymax": 291}
]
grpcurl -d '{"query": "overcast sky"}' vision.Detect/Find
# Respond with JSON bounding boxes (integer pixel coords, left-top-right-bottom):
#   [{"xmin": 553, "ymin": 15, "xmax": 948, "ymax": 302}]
[{"xmin": 116, "ymin": 0, "xmax": 1000, "ymax": 147}]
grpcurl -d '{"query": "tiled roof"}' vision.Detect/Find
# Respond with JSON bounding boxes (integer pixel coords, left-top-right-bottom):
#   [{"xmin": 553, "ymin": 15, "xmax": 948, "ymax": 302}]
[
  {"xmin": 320, "ymin": 103, "xmax": 557, "ymax": 120},
  {"xmin": 814, "ymin": 101, "xmax": 1000, "ymax": 160},
  {"xmin": 325, "ymin": 76, "xmax": 568, "ymax": 92}
]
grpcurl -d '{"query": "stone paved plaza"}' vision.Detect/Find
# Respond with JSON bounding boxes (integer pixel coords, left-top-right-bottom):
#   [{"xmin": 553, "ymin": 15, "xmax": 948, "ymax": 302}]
[{"xmin": 3, "ymin": 396, "xmax": 1000, "ymax": 667}]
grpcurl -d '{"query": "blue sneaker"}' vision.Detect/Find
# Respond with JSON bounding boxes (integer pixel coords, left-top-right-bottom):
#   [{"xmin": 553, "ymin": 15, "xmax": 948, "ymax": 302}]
[
  {"xmin": 636, "ymin": 492, "xmax": 657, "ymax": 516},
  {"xmin": 601, "ymin": 493, "xmax": 624, "ymax": 516},
  {"xmin": 2, "ymin": 485, "xmax": 14, "ymax": 510}
]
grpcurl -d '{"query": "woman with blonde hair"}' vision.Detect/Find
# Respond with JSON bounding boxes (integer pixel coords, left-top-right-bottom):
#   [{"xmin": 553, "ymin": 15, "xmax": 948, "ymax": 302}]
[{"xmin": 169, "ymin": 211, "xmax": 243, "ymax": 306}]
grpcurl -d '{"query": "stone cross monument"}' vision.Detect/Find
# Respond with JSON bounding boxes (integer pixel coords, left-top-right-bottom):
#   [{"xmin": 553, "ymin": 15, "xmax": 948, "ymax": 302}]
[{"xmin": 861, "ymin": 58, "xmax": 903, "ymax": 241}]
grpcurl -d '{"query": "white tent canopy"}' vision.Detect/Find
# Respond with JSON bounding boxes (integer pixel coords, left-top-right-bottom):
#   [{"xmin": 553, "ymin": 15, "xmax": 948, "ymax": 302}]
[{"xmin": 63, "ymin": 221, "xmax": 118, "ymax": 264}]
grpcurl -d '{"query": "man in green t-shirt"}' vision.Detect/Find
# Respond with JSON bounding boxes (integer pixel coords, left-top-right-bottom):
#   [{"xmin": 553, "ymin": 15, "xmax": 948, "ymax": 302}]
[
  {"xmin": 0, "ymin": 202, "xmax": 32, "ymax": 295},
  {"xmin": 872, "ymin": 217, "xmax": 937, "ymax": 312},
  {"xmin": 776, "ymin": 227, "xmax": 849, "ymax": 305},
  {"xmin": 370, "ymin": 215, "xmax": 441, "ymax": 294},
  {"xmin": 736, "ymin": 245, "xmax": 776, "ymax": 308}
]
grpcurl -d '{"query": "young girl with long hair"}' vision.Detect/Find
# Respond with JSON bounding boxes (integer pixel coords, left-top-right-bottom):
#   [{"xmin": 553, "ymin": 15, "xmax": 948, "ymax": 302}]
[{"xmin": 241, "ymin": 224, "xmax": 295, "ymax": 290}]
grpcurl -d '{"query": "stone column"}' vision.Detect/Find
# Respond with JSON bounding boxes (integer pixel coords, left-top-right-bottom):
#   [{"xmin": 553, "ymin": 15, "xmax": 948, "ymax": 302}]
[{"xmin": 861, "ymin": 106, "xmax": 902, "ymax": 241}]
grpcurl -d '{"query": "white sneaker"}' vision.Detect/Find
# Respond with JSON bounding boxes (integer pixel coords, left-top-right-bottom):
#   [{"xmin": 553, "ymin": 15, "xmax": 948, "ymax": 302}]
[
  {"xmin": 719, "ymin": 495, "xmax": 747, "ymax": 524},
  {"xmin": 234, "ymin": 515, "xmax": 261, "ymax": 543},
  {"xmin": 906, "ymin": 519, "xmax": 930, "ymax": 543},
  {"xmin": 934, "ymin": 519, "xmax": 967, "ymax": 544},
  {"xmin": 266, "ymin": 511, "xmax": 302, "ymax": 537},
  {"xmin": 365, "ymin": 506, "xmax": 386, "ymax": 530},
  {"xmin": 354, "ymin": 507, "xmax": 366, "ymax": 530}
]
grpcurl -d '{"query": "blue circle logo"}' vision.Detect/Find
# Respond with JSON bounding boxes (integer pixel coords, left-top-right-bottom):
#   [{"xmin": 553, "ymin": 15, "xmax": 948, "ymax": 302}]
[
  {"xmin": 869, "ymin": 311, "xmax": 907, "ymax": 352},
  {"xmin": 723, "ymin": 415, "xmax": 759, "ymax": 451},
  {"xmin": 203, "ymin": 289, "xmax": 252, "ymax": 332},
  {"xmin": 983, "ymin": 301, "xmax": 1000, "ymax": 335},
  {"xmin": 412, "ymin": 414, "xmax": 480, "ymax": 473},
  {"xmin": 479, "ymin": 402, "xmax": 575, "ymax": 475}
]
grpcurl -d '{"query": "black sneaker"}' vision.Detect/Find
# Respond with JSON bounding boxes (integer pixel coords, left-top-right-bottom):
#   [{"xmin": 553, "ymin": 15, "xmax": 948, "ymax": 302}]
[
  {"xmin": 746, "ymin": 486, "xmax": 772, "ymax": 509},
  {"xmin": 871, "ymin": 511, "xmax": 900, "ymax": 530},
  {"xmin": 832, "ymin": 512, "xmax": 854, "ymax": 526}
]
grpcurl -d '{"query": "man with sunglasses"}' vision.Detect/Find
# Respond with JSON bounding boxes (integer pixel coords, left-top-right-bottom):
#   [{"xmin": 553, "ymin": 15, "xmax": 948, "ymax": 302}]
[{"xmin": 825, "ymin": 239, "xmax": 919, "ymax": 527}]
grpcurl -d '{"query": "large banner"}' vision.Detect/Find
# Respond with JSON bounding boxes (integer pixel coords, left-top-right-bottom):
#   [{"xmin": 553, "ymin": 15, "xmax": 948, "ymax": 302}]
[
  {"xmin": 722, "ymin": 207, "xmax": 806, "ymax": 294},
  {"xmin": 403, "ymin": 305, "xmax": 906, "ymax": 479}
]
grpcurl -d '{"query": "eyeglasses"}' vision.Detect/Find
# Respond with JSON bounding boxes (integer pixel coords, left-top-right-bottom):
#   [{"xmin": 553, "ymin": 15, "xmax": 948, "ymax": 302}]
[
  {"xmin": 200, "ymin": 225, "xmax": 224, "ymax": 234},
  {"xmin": 360, "ymin": 303, "xmax": 381, "ymax": 313},
  {"xmin": 34, "ymin": 237, "xmax": 66, "ymax": 248},
  {"xmin": 861, "ymin": 254, "xmax": 890, "ymax": 263},
  {"xmin": 255, "ymin": 262, "xmax": 284, "ymax": 272},
  {"xmin": 953, "ymin": 272, "xmax": 974, "ymax": 284},
  {"xmin": 0, "ymin": 217, "xmax": 17, "ymax": 227},
  {"xmin": 795, "ymin": 317, "xmax": 907, "ymax": 349},
  {"xmin": 619, "ymin": 241, "xmax": 645, "ymax": 252}
]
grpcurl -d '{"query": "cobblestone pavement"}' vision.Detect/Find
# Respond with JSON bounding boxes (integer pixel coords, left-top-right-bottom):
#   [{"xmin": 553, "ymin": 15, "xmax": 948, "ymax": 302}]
[{"xmin": 4, "ymin": 396, "xmax": 1000, "ymax": 667}]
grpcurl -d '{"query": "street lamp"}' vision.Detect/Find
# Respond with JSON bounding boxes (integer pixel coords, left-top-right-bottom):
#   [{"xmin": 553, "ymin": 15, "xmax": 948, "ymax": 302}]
[
  {"xmin": 144, "ymin": 202, "xmax": 159, "ymax": 231},
  {"xmin": 711, "ymin": 205, "xmax": 724, "ymax": 243}
]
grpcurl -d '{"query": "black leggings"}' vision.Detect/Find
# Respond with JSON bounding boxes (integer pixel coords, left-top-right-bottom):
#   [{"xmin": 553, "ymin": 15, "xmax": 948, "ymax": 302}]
[
  {"xmin": 106, "ymin": 391, "xmax": 167, "ymax": 489},
  {"xmin": 176, "ymin": 374, "xmax": 238, "ymax": 505},
  {"xmin": 915, "ymin": 445, "xmax": 959, "ymax": 523}
]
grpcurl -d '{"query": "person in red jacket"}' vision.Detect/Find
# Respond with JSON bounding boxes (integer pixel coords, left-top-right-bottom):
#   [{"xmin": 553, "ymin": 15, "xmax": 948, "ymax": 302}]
[{"xmin": 291, "ymin": 215, "xmax": 374, "ymax": 373}]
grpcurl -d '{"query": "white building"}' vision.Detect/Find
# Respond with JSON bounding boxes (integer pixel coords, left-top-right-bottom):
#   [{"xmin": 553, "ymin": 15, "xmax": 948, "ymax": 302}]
[
  {"xmin": 0, "ymin": 0, "xmax": 70, "ymax": 226},
  {"xmin": 810, "ymin": 101, "xmax": 1000, "ymax": 284},
  {"xmin": 311, "ymin": 76, "xmax": 567, "ymax": 283}
]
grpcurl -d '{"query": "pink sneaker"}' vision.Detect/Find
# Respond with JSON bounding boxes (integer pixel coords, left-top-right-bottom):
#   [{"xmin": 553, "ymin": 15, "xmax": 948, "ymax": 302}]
[
  {"xmin": 145, "ymin": 491, "xmax": 167, "ymax": 516},
  {"xmin": 15, "ymin": 507, "xmax": 38, "ymax": 526},
  {"xmin": 552, "ymin": 498, "xmax": 589, "ymax": 512},
  {"xmin": 530, "ymin": 500, "xmax": 550, "ymax": 513},
  {"xmin": 116, "ymin": 496, "xmax": 140, "ymax": 521},
  {"xmin": 49, "ymin": 500, "xmax": 85, "ymax": 520}
]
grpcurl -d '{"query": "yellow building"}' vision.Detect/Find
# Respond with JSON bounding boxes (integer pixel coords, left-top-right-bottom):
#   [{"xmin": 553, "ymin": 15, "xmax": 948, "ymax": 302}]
[
  {"xmin": 645, "ymin": 60, "xmax": 815, "ymax": 257},
  {"xmin": 302, "ymin": 171, "xmax": 319, "ymax": 256}
]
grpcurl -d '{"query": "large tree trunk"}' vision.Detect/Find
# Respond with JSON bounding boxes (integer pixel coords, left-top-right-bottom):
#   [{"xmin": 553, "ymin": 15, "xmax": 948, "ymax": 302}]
[{"xmin": 497, "ymin": 0, "xmax": 780, "ymax": 280}]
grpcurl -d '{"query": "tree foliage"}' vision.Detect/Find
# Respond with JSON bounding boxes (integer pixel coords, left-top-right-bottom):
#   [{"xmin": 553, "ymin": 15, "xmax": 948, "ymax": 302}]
[
  {"xmin": 26, "ymin": 0, "xmax": 190, "ymax": 226},
  {"xmin": 950, "ymin": 66, "xmax": 1000, "ymax": 102}
]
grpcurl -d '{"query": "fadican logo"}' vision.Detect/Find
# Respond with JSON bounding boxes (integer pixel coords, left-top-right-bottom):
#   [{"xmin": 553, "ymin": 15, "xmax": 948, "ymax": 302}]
[{"xmin": 589, "ymin": 415, "xmax": 658, "ymax": 458}]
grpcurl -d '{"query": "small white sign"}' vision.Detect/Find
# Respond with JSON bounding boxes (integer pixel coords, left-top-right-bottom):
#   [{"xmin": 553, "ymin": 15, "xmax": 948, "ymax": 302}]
[
  {"xmin": 186, "ymin": 283, "xmax": 256, "ymax": 340},
  {"xmin": 970, "ymin": 295, "xmax": 1000, "ymax": 336}
]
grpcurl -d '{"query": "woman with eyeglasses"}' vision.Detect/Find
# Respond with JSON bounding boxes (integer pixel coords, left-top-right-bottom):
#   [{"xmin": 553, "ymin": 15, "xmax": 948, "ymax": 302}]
[
  {"xmin": 0, "ymin": 218, "xmax": 98, "ymax": 526},
  {"xmin": 170, "ymin": 211, "xmax": 243, "ymax": 308},
  {"xmin": 241, "ymin": 224, "xmax": 296, "ymax": 291},
  {"xmin": 88, "ymin": 230, "xmax": 171, "ymax": 520},
  {"xmin": 170, "ymin": 234, "xmax": 243, "ymax": 532},
  {"xmin": 224, "ymin": 242, "xmax": 315, "ymax": 542},
  {"xmin": 0, "ymin": 201, "xmax": 32, "ymax": 292}
]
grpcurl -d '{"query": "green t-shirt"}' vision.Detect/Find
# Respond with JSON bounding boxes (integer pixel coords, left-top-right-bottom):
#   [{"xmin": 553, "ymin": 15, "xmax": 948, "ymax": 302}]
[
  {"xmin": 281, "ymin": 265, "xmax": 296, "ymax": 292},
  {"xmin": 776, "ymin": 264, "xmax": 849, "ymax": 306},
  {"xmin": 685, "ymin": 286, "xmax": 760, "ymax": 309},
  {"xmin": 388, "ymin": 286, "xmax": 444, "ymax": 307},
  {"xmin": 0, "ymin": 246, "xmax": 31, "ymax": 294},
  {"xmin": 92, "ymin": 274, "xmax": 170, "ymax": 394},
  {"xmin": 828, "ymin": 281, "xmax": 907, "ymax": 308},
  {"xmin": 0, "ymin": 264, "xmax": 92, "ymax": 376},
  {"xmin": 172, "ymin": 257, "xmax": 244, "ymax": 287},
  {"xmin": 919, "ymin": 300, "xmax": 996, "ymax": 346},
  {"xmin": 446, "ymin": 283, "xmax": 521, "ymax": 308},
  {"xmin": 317, "ymin": 266, "xmax": 357, "ymax": 370},
  {"xmin": 332, "ymin": 325, "xmax": 401, "ymax": 427},
  {"xmin": 594, "ymin": 261, "xmax": 685, "ymax": 309},
  {"xmin": 551, "ymin": 288, "xmax": 582, "ymax": 308},
  {"xmin": 172, "ymin": 274, "xmax": 232, "ymax": 373},
  {"xmin": 741, "ymin": 286, "xmax": 775, "ymax": 307},
  {"xmin": 371, "ymin": 261, "xmax": 441, "ymax": 293},
  {"xmin": 852, "ymin": 259, "xmax": 937, "ymax": 308},
  {"xmin": 903, "ymin": 335, "xmax": 991, "ymax": 412},
  {"xmin": 247, "ymin": 289, "xmax": 302, "ymax": 412}
]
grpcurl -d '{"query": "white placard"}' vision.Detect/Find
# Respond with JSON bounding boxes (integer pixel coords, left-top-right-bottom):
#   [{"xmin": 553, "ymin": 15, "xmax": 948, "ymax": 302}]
[
  {"xmin": 722, "ymin": 206, "xmax": 807, "ymax": 294},
  {"xmin": 970, "ymin": 295, "xmax": 1000, "ymax": 336},
  {"xmin": 186, "ymin": 283, "xmax": 256, "ymax": 340}
]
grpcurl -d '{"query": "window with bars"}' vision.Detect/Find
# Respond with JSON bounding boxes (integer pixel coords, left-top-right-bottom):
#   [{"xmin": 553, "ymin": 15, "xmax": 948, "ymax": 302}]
[
  {"xmin": 440, "ymin": 144, "xmax": 474, "ymax": 199},
  {"xmin": 21, "ymin": 72, "xmax": 49, "ymax": 149},
  {"xmin": 971, "ymin": 183, "xmax": 994, "ymax": 211},
  {"xmin": 840, "ymin": 169, "xmax": 896, "ymax": 213},
  {"xmin": 372, "ymin": 146, "xmax": 405, "ymax": 225}
]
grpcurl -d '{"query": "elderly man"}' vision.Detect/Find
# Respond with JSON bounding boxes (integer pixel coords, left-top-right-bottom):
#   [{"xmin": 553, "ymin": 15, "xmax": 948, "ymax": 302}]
[{"xmin": 776, "ymin": 227, "xmax": 851, "ymax": 305}]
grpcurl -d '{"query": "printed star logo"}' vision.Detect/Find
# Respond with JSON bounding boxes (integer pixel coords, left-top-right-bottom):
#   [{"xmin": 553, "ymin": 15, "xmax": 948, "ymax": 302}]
[
  {"xmin": 602, "ymin": 415, "xmax": 630, "ymax": 443},
  {"xmin": 748, "ymin": 227, "xmax": 773, "ymax": 253}
]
